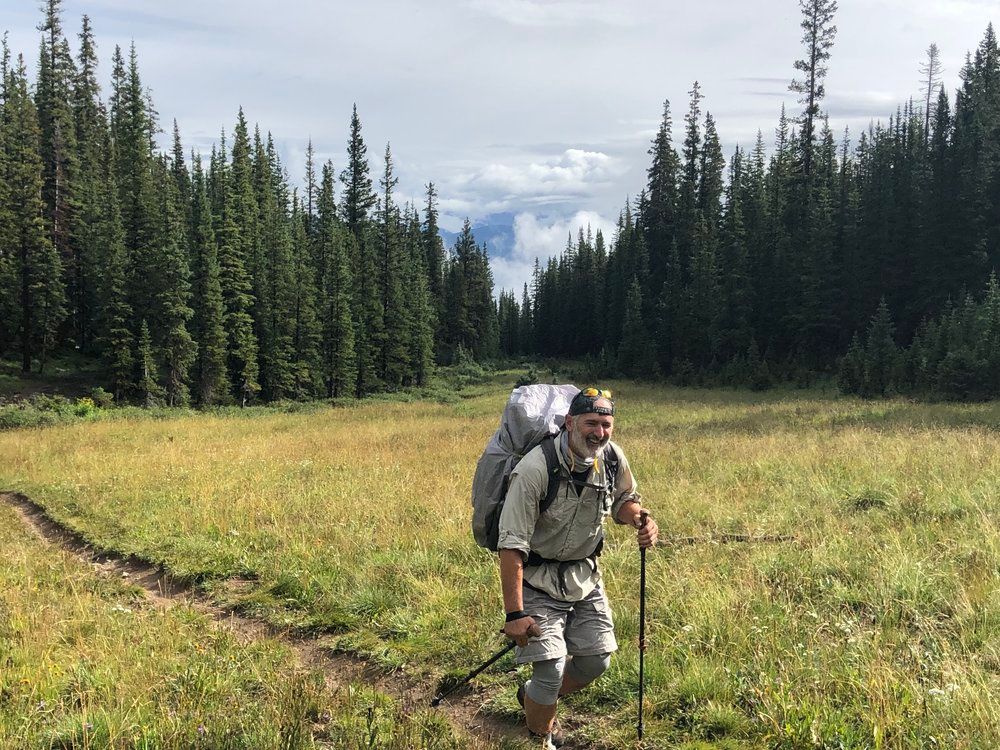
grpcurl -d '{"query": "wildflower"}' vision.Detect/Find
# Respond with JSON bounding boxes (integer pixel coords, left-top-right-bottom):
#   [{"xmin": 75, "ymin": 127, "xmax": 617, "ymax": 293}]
[{"xmin": 197, "ymin": 724, "xmax": 207, "ymax": 735}]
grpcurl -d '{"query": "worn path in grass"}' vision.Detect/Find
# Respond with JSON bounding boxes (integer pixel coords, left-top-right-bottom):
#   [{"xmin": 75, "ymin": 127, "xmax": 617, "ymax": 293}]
[{"xmin": 1, "ymin": 490, "xmax": 549, "ymax": 750}]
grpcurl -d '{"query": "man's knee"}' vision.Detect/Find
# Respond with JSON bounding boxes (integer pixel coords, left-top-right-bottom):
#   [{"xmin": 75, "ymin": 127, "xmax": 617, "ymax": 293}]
[
  {"xmin": 565, "ymin": 652, "xmax": 612, "ymax": 686},
  {"xmin": 525, "ymin": 656, "xmax": 566, "ymax": 705}
]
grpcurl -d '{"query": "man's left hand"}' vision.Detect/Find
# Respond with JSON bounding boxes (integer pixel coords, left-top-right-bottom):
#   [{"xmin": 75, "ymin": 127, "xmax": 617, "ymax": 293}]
[{"xmin": 634, "ymin": 511, "xmax": 658, "ymax": 548}]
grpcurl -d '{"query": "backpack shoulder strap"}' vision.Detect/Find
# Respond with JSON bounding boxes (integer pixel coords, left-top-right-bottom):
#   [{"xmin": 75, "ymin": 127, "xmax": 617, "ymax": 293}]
[
  {"xmin": 603, "ymin": 444, "xmax": 620, "ymax": 491},
  {"xmin": 539, "ymin": 434, "xmax": 563, "ymax": 516}
]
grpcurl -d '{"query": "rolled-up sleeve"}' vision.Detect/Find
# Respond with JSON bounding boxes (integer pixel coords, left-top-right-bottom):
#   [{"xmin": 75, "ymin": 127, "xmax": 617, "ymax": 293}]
[
  {"xmin": 610, "ymin": 448, "xmax": 639, "ymax": 523},
  {"xmin": 497, "ymin": 460, "xmax": 546, "ymax": 559}
]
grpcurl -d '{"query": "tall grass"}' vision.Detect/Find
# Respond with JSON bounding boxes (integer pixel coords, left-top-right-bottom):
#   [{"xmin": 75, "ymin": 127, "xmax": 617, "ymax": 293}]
[
  {"xmin": 3, "ymin": 381, "xmax": 1000, "ymax": 747},
  {"xmin": 0, "ymin": 504, "xmax": 484, "ymax": 749}
]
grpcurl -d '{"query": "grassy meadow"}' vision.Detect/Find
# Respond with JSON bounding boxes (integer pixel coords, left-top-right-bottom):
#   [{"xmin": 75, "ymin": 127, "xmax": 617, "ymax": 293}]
[
  {"xmin": 3, "ymin": 377, "xmax": 1000, "ymax": 748},
  {"xmin": 0, "ymin": 502, "xmax": 482, "ymax": 749}
]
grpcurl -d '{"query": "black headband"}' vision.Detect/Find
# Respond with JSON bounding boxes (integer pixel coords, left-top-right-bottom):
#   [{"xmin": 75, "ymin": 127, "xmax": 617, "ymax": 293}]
[{"xmin": 568, "ymin": 390, "xmax": 615, "ymax": 416}]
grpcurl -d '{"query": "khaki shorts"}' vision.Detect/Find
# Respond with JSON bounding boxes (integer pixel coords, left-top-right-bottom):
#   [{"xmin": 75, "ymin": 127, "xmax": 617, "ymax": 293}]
[{"xmin": 515, "ymin": 582, "xmax": 618, "ymax": 664}]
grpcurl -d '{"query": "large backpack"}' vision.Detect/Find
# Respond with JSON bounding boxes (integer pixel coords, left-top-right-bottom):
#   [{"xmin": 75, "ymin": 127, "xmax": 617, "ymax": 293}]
[{"xmin": 471, "ymin": 384, "xmax": 619, "ymax": 551}]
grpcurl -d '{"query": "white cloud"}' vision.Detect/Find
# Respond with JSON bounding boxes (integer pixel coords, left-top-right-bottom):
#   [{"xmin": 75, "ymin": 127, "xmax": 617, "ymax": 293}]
[
  {"xmin": 466, "ymin": 0, "xmax": 633, "ymax": 27},
  {"xmin": 454, "ymin": 149, "xmax": 622, "ymax": 204},
  {"xmin": 490, "ymin": 210, "xmax": 618, "ymax": 295}
]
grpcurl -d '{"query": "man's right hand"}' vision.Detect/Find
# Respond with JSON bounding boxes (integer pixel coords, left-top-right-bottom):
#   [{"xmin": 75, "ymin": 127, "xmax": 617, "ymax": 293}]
[{"xmin": 503, "ymin": 616, "xmax": 542, "ymax": 647}]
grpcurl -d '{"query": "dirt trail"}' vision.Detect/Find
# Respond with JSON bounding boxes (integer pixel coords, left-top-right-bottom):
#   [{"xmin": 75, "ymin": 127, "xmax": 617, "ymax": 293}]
[{"xmin": 2, "ymin": 491, "xmax": 577, "ymax": 750}]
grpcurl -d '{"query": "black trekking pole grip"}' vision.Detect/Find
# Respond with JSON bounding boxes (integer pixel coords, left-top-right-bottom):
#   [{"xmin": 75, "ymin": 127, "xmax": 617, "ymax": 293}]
[
  {"xmin": 638, "ymin": 511, "xmax": 649, "ymax": 742},
  {"xmin": 430, "ymin": 641, "xmax": 516, "ymax": 707}
]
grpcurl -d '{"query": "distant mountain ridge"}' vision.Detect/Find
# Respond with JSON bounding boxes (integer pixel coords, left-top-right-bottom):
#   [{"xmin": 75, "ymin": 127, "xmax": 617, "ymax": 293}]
[{"xmin": 439, "ymin": 212, "xmax": 516, "ymax": 257}]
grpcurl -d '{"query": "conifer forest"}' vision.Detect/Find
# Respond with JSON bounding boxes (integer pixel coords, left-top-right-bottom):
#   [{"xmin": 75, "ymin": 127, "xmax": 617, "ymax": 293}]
[{"xmin": 3, "ymin": 0, "xmax": 1000, "ymax": 404}]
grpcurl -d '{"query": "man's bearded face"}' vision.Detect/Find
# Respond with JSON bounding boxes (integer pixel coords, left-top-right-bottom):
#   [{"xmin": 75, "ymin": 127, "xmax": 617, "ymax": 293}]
[{"xmin": 566, "ymin": 399, "xmax": 614, "ymax": 458}]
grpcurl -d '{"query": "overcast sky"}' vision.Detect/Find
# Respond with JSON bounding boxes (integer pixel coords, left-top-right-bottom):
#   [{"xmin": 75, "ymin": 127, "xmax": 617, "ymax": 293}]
[{"xmin": 5, "ymin": 0, "xmax": 997, "ymax": 293}]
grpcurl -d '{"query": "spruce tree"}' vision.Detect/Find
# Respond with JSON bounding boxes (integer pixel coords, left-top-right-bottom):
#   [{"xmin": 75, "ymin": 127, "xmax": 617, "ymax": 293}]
[
  {"xmin": 643, "ymin": 100, "xmax": 680, "ymax": 300},
  {"xmin": 136, "ymin": 319, "xmax": 164, "ymax": 407},
  {"xmin": 190, "ymin": 154, "xmax": 229, "ymax": 405},
  {"xmin": 3, "ymin": 56, "xmax": 66, "ymax": 372},
  {"xmin": 789, "ymin": 0, "xmax": 838, "ymax": 177},
  {"xmin": 403, "ymin": 206, "xmax": 436, "ymax": 384},
  {"xmin": 377, "ymin": 143, "xmax": 409, "ymax": 388},
  {"xmin": 253, "ymin": 130, "xmax": 295, "ymax": 400},
  {"xmin": 324, "ymin": 228, "xmax": 357, "ymax": 398},
  {"xmin": 863, "ymin": 299, "xmax": 899, "ymax": 396},
  {"xmin": 618, "ymin": 278, "xmax": 658, "ymax": 378},
  {"xmin": 289, "ymin": 195, "xmax": 322, "ymax": 398},
  {"xmin": 422, "ymin": 182, "xmax": 446, "ymax": 351},
  {"xmin": 153, "ymin": 155, "xmax": 197, "ymax": 407},
  {"xmin": 337, "ymin": 107, "xmax": 382, "ymax": 395},
  {"xmin": 919, "ymin": 43, "xmax": 943, "ymax": 144},
  {"xmin": 339, "ymin": 104, "xmax": 376, "ymax": 241},
  {"xmin": 70, "ymin": 14, "xmax": 106, "ymax": 353},
  {"xmin": 35, "ymin": 0, "xmax": 79, "ymax": 346},
  {"xmin": 351, "ymin": 230, "xmax": 383, "ymax": 396},
  {"xmin": 217, "ymin": 112, "xmax": 260, "ymax": 405},
  {"xmin": 316, "ymin": 160, "xmax": 356, "ymax": 397}
]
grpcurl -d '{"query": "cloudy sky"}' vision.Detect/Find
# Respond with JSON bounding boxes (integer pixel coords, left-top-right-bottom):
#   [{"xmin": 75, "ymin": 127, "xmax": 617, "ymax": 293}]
[{"xmin": 6, "ymin": 0, "xmax": 997, "ymax": 293}]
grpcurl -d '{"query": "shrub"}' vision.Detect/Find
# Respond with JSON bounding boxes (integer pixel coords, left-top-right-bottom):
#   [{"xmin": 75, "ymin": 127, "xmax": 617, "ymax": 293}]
[
  {"xmin": 90, "ymin": 387, "xmax": 114, "ymax": 408},
  {"xmin": 73, "ymin": 397, "xmax": 97, "ymax": 417}
]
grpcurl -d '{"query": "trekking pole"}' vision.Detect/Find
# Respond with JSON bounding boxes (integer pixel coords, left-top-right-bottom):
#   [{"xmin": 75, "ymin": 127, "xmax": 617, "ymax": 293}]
[
  {"xmin": 638, "ymin": 510, "xmax": 649, "ymax": 743},
  {"xmin": 430, "ymin": 641, "xmax": 516, "ymax": 707}
]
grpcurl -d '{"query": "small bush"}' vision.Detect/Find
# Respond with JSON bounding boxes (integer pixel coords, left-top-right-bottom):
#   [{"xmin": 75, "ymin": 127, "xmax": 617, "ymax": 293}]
[
  {"xmin": 74, "ymin": 397, "xmax": 97, "ymax": 417},
  {"xmin": 90, "ymin": 387, "xmax": 114, "ymax": 408},
  {"xmin": 0, "ymin": 405, "xmax": 59, "ymax": 430},
  {"xmin": 515, "ymin": 367, "xmax": 539, "ymax": 388}
]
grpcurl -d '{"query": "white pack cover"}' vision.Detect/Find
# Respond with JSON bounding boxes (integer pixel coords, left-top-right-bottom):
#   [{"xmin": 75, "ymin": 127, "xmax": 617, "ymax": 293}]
[{"xmin": 471, "ymin": 383, "xmax": 578, "ymax": 549}]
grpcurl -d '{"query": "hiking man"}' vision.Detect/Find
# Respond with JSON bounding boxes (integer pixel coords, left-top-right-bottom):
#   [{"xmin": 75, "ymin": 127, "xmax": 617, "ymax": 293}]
[{"xmin": 497, "ymin": 387, "xmax": 658, "ymax": 744}]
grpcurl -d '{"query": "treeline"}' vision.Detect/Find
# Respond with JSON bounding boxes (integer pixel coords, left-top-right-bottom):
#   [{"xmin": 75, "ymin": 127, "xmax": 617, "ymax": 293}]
[
  {"xmin": 7, "ymin": 0, "xmax": 1000, "ymax": 405},
  {"xmin": 840, "ymin": 275, "xmax": 1000, "ymax": 400},
  {"xmin": 496, "ymin": 3, "xmax": 1000, "ymax": 399},
  {"xmin": 0, "ymin": 1, "xmax": 498, "ymax": 405}
]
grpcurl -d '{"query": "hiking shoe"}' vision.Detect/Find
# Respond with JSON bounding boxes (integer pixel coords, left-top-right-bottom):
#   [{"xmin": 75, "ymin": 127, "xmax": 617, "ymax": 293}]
[{"xmin": 516, "ymin": 685, "xmax": 565, "ymax": 747}]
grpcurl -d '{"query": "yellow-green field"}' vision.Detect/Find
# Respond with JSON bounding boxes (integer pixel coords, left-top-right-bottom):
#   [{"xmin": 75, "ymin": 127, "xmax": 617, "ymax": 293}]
[
  {"xmin": 3, "ymin": 380, "xmax": 1000, "ymax": 748},
  {"xmin": 0, "ymin": 501, "xmax": 480, "ymax": 749}
]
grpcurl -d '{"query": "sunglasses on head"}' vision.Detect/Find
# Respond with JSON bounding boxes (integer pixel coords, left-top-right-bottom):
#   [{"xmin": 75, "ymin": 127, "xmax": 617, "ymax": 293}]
[{"xmin": 581, "ymin": 387, "xmax": 613, "ymax": 399}]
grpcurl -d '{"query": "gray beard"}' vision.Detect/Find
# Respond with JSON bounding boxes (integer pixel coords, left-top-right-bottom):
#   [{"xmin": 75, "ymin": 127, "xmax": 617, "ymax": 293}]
[{"xmin": 561, "ymin": 429, "xmax": 598, "ymax": 470}]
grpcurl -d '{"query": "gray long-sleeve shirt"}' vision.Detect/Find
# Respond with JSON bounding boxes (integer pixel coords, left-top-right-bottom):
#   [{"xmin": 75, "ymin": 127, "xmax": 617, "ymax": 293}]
[{"xmin": 497, "ymin": 436, "xmax": 638, "ymax": 601}]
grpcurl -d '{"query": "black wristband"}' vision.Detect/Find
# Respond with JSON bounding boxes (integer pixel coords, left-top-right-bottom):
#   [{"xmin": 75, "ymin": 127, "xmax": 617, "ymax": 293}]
[{"xmin": 505, "ymin": 610, "xmax": 528, "ymax": 622}]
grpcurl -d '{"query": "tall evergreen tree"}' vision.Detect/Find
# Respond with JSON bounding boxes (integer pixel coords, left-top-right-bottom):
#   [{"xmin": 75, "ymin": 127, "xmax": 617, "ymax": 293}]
[
  {"xmin": 2, "ymin": 56, "xmax": 66, "ymax": 372},
  {"xmin": 135, "ymin": 318, "xmax": 163, "ymax": 406},
  {"xmin": 377, "ymin": 144, "xmax": 409, "ymax": 387},
  {"xmin": 920, "ymin": 42, "xmax": 943, "ymax": 144},
  {"xmin": 190, "ymin": 154, "xmax": 229, "ymax": 405},
  {"xmin": 217, "ymin": 110, "xmax": 260, "ymax": 405},
  {"xmin": 618, "ymin": 278, "xmax": 657, "ymax": 378},
  {"xmin": 789, "ymin": 0, "xmax": 838, "ymax": 177},
  {"xmin": 643, "ymin": 100, "xmax": 680, "ymax": 299},
  {"xmin": 35, "ymin": 0, "xmax": 79, "ymax": 346},
  {"xmin": 71, "ymin": 14, "xmax": 106, "ymax": 353},
  {"xmin": 153, "ymin": 155, "xmax": 196, "ymax": 407},
  {"xmin": 339, "ymin": 104, "xmax": 376, "ymax": 241},
  {"xmin": 289, "ymin": 195, "xmax": 322, "ymax": 398},
  {"xmin": 337, "ymin": 107, "xmax": 382, "ymax": 395},
  {"xmin": 422, "ymin": 181, "xmax": 446, "ymax": 351},
  {"xmin": 402, "ymin": 206, "xmax": 436, "ymax": 384},
  {"xmin": 316, "ymin": 160, "xmax": 356, "ymax": 397}
]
